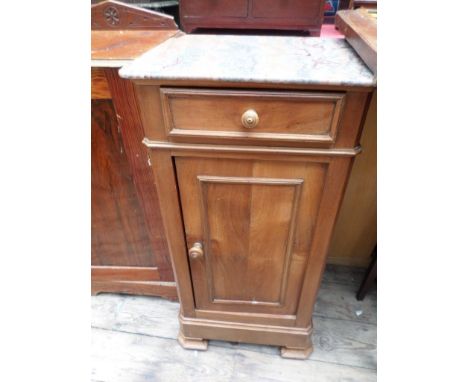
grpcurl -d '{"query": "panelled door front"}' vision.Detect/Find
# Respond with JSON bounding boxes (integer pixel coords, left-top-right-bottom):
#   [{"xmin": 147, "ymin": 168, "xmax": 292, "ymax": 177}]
[{"xmin": 175, "ymin": 157, "xmax": 328, "ymax": 316}]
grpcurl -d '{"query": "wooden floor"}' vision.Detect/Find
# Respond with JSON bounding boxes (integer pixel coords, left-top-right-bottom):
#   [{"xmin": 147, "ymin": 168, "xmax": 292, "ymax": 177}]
[{"xmin": 91, "ymin": 265, "xmax": 376, "ymax": 381}]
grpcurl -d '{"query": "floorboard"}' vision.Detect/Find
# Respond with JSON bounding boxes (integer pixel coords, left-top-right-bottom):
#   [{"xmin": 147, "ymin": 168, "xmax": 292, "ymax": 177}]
[
  {"xmin": 322, "ymin": 264, "xmax": 366, "ymax": 286},
  {"xmin": 92, "ymin": 265, "xmax": 377, "ymax": 381},
  {"xmin": 315, "ymin": 282, "xmax": 377, "ymax": 324}
]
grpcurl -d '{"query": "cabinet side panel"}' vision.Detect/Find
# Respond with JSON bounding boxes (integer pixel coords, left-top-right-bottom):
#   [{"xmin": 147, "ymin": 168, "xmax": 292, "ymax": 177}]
[
  {"xmin": 91, "ymin": 98, "xmax": 155, "ymax": 267},
  {"xmin": 296, "ymin": 157, "xmax": 355, "ymax": 326},
  {"xmin": 105, "ymin": 70, "xmax": 173, "ymax": 279}
]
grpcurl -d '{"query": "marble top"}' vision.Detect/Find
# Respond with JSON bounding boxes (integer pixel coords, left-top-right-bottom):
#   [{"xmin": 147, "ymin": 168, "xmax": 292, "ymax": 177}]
[{"xmin": 119, "ymin": 34, "xmax": 375, "ymax": 87}]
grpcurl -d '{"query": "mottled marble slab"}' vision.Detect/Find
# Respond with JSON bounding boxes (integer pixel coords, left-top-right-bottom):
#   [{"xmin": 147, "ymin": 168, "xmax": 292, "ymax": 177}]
[{"xmin": 119, "ymin": 34, "xmax": 375, "ymax": 87}]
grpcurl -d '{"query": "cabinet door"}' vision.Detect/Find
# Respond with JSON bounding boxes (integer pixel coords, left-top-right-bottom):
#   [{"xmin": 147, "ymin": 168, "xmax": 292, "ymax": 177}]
[
  {"xmin": 251, "ymin": 0, "xmax": 322, "ymax": 20},
  {"xmin": 182, "ymin": 0, "xmax": 249, "ymax": 18},
  {"xmin": 175, "ymin": 157, "xmax": 327, "ymax": 315}
]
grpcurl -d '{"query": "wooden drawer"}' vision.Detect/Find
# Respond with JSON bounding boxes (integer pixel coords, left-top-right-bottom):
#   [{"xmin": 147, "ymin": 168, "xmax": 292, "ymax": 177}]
[{"xmin": 160, "ymin": 88, "xmax": 346, "ymax": 145}]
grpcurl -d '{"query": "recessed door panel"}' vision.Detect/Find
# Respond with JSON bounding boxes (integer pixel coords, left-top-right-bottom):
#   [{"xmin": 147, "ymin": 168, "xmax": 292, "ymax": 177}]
[
  {"xmin": 175, "ymin": 157, "xmax": 327, "ymax": 315},
  {"xmin": 200, "ymin": 176, "xmax": 302, "ymax": 305},
  {"xmin": 251, "ymin": 0, "xmax": 323, "ymax": 20},
  {"xmin": 182, "ymin": 0, "xmax": 248, "ymax": 18}
]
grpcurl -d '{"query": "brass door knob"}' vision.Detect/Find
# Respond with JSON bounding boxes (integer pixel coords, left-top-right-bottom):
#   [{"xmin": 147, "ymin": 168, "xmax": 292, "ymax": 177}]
[
  {"xmin": 241, "ymin": 109, "xmax": 259, "ymax": 129},
  {"xmin": 189, "ymin": 242, "xmax": 204, "ymax": 259}
]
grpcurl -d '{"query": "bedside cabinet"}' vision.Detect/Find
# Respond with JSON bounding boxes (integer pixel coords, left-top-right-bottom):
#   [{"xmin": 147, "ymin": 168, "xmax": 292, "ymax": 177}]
[
  {"xmin": 179, "ymin": 0, "xmax": 326, "ymax": 36},
  {"xmin": 120, "ymin": 35, "xmax": 375, "ymax": 359}
]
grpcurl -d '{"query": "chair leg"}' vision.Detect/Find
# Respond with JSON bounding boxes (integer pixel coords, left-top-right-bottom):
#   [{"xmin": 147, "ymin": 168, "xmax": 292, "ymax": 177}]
[{"xmin": 356, "ymin": 247, "xmax": 377, "ymax": 301}]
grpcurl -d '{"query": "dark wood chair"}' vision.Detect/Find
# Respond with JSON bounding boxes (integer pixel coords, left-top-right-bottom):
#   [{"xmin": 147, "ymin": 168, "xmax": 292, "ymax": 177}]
[{"xmin": 356, "ymin": 246, "xmax": 377, "ymax": 300}]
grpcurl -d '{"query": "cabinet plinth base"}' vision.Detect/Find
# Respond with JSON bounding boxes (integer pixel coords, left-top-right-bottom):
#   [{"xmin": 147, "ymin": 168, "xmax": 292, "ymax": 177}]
[
  {"xmin": 280, "ymin": 345, "xmax": 313, "ymax": 359},
  {"xmin": 177, "ymin": 330, "xmax": 208, "ymax": 351},
  {"xmin": 179, "ymin": 314, "xmax": 313, "ymax": 358}
]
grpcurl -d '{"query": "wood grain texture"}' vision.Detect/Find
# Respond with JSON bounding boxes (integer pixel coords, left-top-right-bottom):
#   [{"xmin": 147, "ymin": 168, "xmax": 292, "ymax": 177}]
[
  {"xmin": 91, "ymin": 266, "xmax": 177, "ymax": 299},
  {"xmin": 335, "ymin": 8, "xmax": 377, "ymax": 74},
  {"xmin": 160, "ymin": 87, "xmax": 345, "ymax": 145},
  {"xmin": 92, "ymin": 328, "xmax": 376, "ymax": 381},
  {"xmin": 91, "ymin": 68, "xmax": 111, "ymax": 99},
  {"xmin": 327, "ymin": 91, "xmax": 376, "ymax": 267},
  {"xmin": 91, "ymin": 266, "xmax": 376, "ymax": 379},
  {"xmin": 315, "ymin": 282, "xmax": 377, "ymax": 324},
  {"xmin": 147, "ymin": 149, "xmax": 198, "ymax": 316},
  {"xmin": 91, "ymin": 30, "xmax": 179, "ymax": 61},
  {"xmin": 104, "ymin": 68, "xmax": 173, "ymax": 281},
  {"xmin": 91, "ymin": 0, "xmax": 178, "ymax": 61},
  {"xmin": 92, "ymin": 329, "xmax": 236, "ymax": 381},
  {"xmin": 144, "ymin": 139, "xmax": 360, "ymax": 157},
  {"xmin": 90, "ymin": 0, "xmax": 180, "ymax": 298},
  {"xmin": 179, "ymin": 0, "xmax": 326, "ymax": 36},
  {"xmin": 134, "ymin": 72, "xmax": 372, "ymax": 355},
  {"xmin": 91, "ymin": 294, "xmax": 181, "ymax": 338},
  {"xmin": 91, "ymin": 99, "xmax": 178, "ymax": 296},
  {"xmin": 91, "ymin": 0, "xmax": 178, "ymax": 30},
  {"xmin": 92, "ymin": 280, "xmax": 177, "ymax": 299},
  {"xmin": 91, "ymin": 99, "xmax": 156, "ymax": 267},
  {"xmin": 92, "ymin": 266, "xmax": 161, "ymax": 281},
  {"xmin": 92, "ymin": 287, "xmax": 376, "ymax": 370},
  {"xmin": 176, "ymin": 157, "xmax": 326, "ymax": 317},
  {"xmin": 145, "ymin": 142, "xmax": 365, "ymax": 352}
]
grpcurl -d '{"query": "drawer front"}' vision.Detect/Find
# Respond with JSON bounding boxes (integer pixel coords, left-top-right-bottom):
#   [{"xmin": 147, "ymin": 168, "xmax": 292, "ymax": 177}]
[{"xmin": 160, "ymin": 88, "xmax": 345, "ymax": 145}]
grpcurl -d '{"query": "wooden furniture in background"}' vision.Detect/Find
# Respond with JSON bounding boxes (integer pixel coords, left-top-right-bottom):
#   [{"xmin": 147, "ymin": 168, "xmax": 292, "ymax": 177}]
[
  {"xmin": 327, "ymin": 6, "xmax": 376, "ymax": 267},
  {"xmin": 327, "ymin": 90, "xmax": 376, "ymax": 266},
  {"xmin": 120, "ymin": 35, "xmax": 375, "ymax": 358},
  {"xmin": 356, "ymin": 246, "xmax": 377, "ymax": 300},
  {"xmin": 335, "ymin": 7, "xmax": 377, "ymax": 74},
  {"xmin": 91, "ymin": 0, "xmax": 179, "ymax": 298},
  {"xmin": 350, "ymin": 0, "xmax": 377, "ymax": 10},
  {"xmin": 179, "ymin": 0, "xmax": 326, "ymax": 36}
]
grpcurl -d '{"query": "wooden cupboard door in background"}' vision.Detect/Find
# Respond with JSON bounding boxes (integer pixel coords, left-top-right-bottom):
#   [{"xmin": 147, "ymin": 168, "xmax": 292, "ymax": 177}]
[
  {"xmin": 175, "ymin": 157, "xmax": 327, "ymax": 316},
  {"xmin": 182, "ymin": 0, "xmax": 249, "ymax": 18},
  {"xmin": 91, "ymin": 99, "xmax": 155, "ymax": 267},
  {"xmin": 251, "ymin": 0, "xmax": 323, "ymax": 20}
]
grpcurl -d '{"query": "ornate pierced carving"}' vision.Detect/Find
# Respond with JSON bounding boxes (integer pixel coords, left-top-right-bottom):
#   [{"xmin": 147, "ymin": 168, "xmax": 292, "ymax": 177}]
[
  {"xmin": 92, "ymin": 0, "xmax": 178, "ymax": 30},
  {"xmin": 104, "ymin": 6, "xmax": 120, "ymax": 26}
]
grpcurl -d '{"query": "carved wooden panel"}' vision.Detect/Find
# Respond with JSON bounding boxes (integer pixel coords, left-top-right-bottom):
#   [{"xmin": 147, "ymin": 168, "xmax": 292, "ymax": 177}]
[
  {"xmin": 175, "ymin": 157, "xmax": 327, "ymax": 316},
  {"xmin": 91, "ymin": 0, "xmax": 178, "ymax": 30}
]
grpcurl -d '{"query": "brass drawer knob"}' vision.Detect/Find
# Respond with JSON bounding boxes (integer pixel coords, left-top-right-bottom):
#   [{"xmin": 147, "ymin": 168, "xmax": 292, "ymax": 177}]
[
  {"xmin": 189, "ymin": 242, "xmax": 204, "ymax": 259},
  {"xmin": 241, "ymin": 109, "xmax": 259, "ymax": 129}
]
